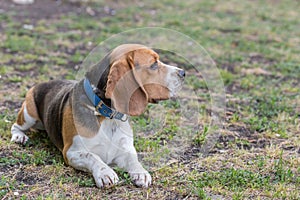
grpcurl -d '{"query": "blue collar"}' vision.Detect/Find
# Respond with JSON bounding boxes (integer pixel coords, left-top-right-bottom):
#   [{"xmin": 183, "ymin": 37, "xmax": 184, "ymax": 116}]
[{"xmin": 83, "ymin": 78, "xmax": 127, "ymax": 121}]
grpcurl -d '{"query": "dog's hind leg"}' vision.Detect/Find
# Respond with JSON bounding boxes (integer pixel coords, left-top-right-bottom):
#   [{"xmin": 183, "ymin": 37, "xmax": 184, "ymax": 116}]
[{"xmin": 11, "ymin": 88, "xmax": 40, "ymax": 144}]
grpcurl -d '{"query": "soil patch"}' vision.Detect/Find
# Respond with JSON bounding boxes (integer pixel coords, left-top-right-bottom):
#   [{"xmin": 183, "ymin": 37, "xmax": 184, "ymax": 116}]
[{"xmin": 1, "ymin": 0, "xmax": 84, "ymax": 24}]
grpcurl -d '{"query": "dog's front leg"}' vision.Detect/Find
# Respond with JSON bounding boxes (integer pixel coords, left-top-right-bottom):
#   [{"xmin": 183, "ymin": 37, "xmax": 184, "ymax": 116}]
[
  {"xmin": 114, "ymin": 150, "xmax": 152, "ymax": 188},
  {"xmin": 66, "ymin": 150, "xmax": 119, "ymax": 188}
]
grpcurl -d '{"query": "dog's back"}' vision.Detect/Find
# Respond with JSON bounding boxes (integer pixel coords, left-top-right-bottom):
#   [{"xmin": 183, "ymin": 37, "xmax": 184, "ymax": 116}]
[{"xmin": 33, "ymin": 80, "xmax": 76, "ymax": 149}]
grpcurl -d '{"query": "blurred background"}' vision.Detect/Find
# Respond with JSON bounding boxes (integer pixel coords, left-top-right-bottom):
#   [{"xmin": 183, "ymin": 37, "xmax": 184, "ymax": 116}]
[{"xmin": 0, "ymin": 0, "xmax": 299, "ymax": 199}]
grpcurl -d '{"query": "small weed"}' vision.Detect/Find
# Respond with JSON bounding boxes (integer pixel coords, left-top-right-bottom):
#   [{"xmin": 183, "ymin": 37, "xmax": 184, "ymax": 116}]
[
  {"xmin": 185, "ymin": 75, "xmax": 207, "ymax": 90},
  {"xmin": 257, "ymin": 156, "xmax": 266, "ymax": 170},
  {"xmin": 0, "ymin": 176, "xmax": 19, "ymax": 197},
  {"xmin": 11, "ymin": 151, "xmax": 31, "ymax": 164},
  {"xmin": 58, "ymin": 173, "xmax": 95, "ymax": 187},
  {"xmin": 68, "ymin": 15, "xmax": 99, "ymax": 30},
  {"xmin": 131, "ymin": 114, "xmax": 161, "ymax": 134},
  {"xmin": 193, "ymin": 187, "xmax": 211, "ymax": 200},
  {"xmin": 7, "ymin": 75, "xmax": 22, "ymax": 83},
  {"xmin": 31, "ymin": 150, "xmax": 49, "ymax": 165},
  {"xmin": 160, "ymin": 99, "xmax": 181, "ymax": 109},
  {"xmin": 232, "ymin": 192, "xmax": 244, "ymax": 200},
  {"xmin": 246, "ymin": 116, "xmax": 270, "ymax": 132},
  {"xmin": 114, "ymin": 168, "xmax": 132, "ymax": 185},
  {"xmin": 64, "ymin": 72, "xmax": 76, "ymax": 80},
  {"xmin": 245, "ymin": 94, "xmax": 292, "ymax": 133},
  {"xmin": 0, "ymin": 66, "xmax": 7, "ymax": 75},
  {"xmin": 39, "ymin": 65, "xmax": 50, "ymax": 74},
  {"xmin": 240, "ymin": 75, "xmax": 264, "ymax": 90},
  {"xmin": 192, "ymin": 168, "xmax": 271, "ymax": 193},
  {"xmin": 4, "ymin": 35, "xmax": 35, "ymax": 52},
  {"xmin": 273, "ymin": 151, "xmax": 295, "ymax": 183},
  {"xmin": 230, "ymin": 112, "xmax": 240, "ymax": 123},
  {"xmin": 274, "ymin": 62, "xmax": 300, "ymax": 78},
  {"xmin": 235, "ymin": 138, "xmax": 250, "ymax": 148},
  {"xmin": 14, "ymin": 64, "xmax": 35, "ymax": 72},
  {"xmin": 217, "ymin": 168, "xmax": 270, "ymax": 190},
  {"xmin": 23, "ymin": 53, "xmax": 39, "ymax": 60},
  {"xmin": 249, "ymin": 95, "xmax": 292, "ymax": 119},
  {"xmin": 220, "ymin": 69, "xmax": 235, "ymax": 86},
  {"xmin": 52, "ymin": 57, "xmax": 68, "ymax": 66},
  {"xmin": 76, "ymin": 177, "xmax": 95, "ymax": 187},
  {"xmin": 193, "ymin": 125, "xmax": 209, "ymax": 145},
  {"xmin": 134, "ymin": 137, "xmax": 161, "ymax": 152},
  {"xmin": 20, "ymin": 195, "xmax": 27, "ymax": 200},
  {"xmin": 70, "ymin": 51, "xmax": 84, "ymax": 63}
]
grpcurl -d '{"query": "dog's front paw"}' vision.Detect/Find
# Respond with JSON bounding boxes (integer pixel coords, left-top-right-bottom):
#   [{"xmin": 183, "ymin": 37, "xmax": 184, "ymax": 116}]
[
  {"xmin": 93, "ymin": 167, "xmax": 119, "ymax": 188},
  {"xmin": 11, "ymin": 132, "xmax": 29, "ymax": 144},
  {"xmin": 130, "ymin": 171, "xmax": 152, "ymax": 188}
]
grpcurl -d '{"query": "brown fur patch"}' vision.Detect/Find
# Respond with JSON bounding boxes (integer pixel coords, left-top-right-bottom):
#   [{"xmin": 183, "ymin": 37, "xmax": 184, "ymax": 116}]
[
  {"xmin": 16, "ymin": 102, "xmax": 26, "ymax": 125},
  {"xmin": 62, "ymin": 103, "xmax": 77, "ymax": 164},
  {"xmin": 73, "ymin": 117, "xmax": 103, "ymax": 138},
  {"xmin": 97, "ymin": 115, "xmax": 105, "ymax": 124},
  {"xmin": 25, "ymin": 87, "xmax": 40, "ymax": 121},
  {"xmin": 62, "ymin": 104, "xmax": 106, "ymax": 164},
  {"xmin": 16, "ymin": 87, "xmax": 41, "ymax": 126}
]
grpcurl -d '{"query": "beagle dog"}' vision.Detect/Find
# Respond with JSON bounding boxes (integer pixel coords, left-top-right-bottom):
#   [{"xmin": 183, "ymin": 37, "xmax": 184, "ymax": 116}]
[{"xmin": 10, "ymin": 44, "xmax": 185, "ymax": 188}]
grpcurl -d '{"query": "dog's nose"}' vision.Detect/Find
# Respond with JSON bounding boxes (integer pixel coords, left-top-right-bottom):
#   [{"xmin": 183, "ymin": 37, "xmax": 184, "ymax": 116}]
[{"xmin": 178, "ymin": 70, "xmax": 185, "ymax": 78}]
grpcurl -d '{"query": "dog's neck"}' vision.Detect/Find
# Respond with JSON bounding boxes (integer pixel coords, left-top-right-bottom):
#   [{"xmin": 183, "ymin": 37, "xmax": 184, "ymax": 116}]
[
  {"xmin": 85, "ymin": 54, "xmax": 112, "ymax": 107},
  {"xmin": 93, "ymin": 86, "xmax": 111, "ymax": 107}
]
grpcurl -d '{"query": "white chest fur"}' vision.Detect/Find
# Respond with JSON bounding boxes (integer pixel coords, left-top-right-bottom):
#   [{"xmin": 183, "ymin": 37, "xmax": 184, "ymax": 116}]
[
  {"xmin": 66, "ymin": 117, "xmax": 151, "ymax": 188},
  {"xmin": 69, "ymin": 118, "xmax": 135, "ymax": 165}
]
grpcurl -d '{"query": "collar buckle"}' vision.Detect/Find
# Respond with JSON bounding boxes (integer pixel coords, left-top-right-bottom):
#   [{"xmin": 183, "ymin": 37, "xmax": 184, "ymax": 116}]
[
  {"xmin": 96, "ymin": 101, "xmax": 104, "ymax": 110},
  {"xmin": 120, "ymin": 114, "xmax": 128, "ymax": 122},
  {"xmin": 109, "ymin": 110, "xmax": 117, "ymax": 119}
]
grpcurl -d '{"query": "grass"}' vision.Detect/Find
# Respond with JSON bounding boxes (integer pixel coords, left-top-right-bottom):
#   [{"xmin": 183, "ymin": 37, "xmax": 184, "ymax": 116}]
[
  {"xmin": 3, "ymin": 35, "xmax": 35, "ymax": 53},
  {"xmin": 0, "ymin": 0, "xmax": 299, "ymax": 199}
]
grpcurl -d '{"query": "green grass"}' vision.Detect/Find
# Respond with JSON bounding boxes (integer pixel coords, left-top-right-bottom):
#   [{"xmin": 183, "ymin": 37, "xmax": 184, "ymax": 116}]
[
  {"xmin": 0, "ymin": 0, "xmax": 299, "ymax": 199},
  {"xmin": 4, "ymin": 35, "xmax": 35, "ymax": 53},
  {"xmin": 193, "ymin": 168, "xmax": 271, "ymax": 192}
]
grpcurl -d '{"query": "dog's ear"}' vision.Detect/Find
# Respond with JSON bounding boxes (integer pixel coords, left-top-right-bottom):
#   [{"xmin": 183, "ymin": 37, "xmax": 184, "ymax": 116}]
[{"xmin": 105, "ymin": 52, "xmax": 148, "ymax": 116}]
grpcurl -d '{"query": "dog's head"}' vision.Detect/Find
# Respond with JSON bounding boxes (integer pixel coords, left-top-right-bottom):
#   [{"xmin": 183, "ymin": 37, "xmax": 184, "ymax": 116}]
[{"xmin": 88, "ymin": 44, "xmax": 185, "ymax": 116}]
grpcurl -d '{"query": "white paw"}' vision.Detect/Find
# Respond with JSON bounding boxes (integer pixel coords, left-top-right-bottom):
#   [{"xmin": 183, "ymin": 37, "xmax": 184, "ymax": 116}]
[
  {"xmin": 93, "ymin": 167, "xmax": 119, "ymax": 188},
  {"xmin": 130, "ymin": 171, "xmax": 152, "ymax": 188},
  {"xmin": 11, "ymin": 132, "xmax": 29, "ymax": 144}
]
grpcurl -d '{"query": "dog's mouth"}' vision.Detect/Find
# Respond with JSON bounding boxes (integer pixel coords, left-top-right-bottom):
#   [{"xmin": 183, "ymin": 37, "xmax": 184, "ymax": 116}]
[
  {"xmin": 149, "ymin": 98, "xmax": 160, "ymax": 104},
  {"xmin": 149, "ymin": 98, "xmax": 168, "ymax": 104}
]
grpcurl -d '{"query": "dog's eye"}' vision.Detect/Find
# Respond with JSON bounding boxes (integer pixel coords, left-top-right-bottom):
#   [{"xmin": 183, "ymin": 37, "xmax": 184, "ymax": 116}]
[{"xmin": 149, "ymin": 61, "xmax": 158, "ymax": 70}]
